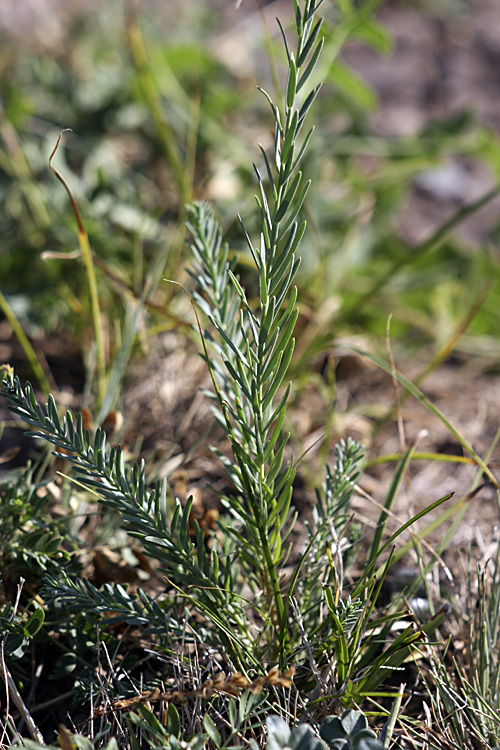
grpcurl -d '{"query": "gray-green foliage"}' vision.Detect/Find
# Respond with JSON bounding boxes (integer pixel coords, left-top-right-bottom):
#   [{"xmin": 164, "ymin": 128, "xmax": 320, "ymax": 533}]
[
  {"xmin": 1, "ymin": 380, "xmax": 257, "ymax": 663},
  {"xmin": 266, "ymin": 715, "xmax": 327, "ymax": 750},
  {"xmin": 0, "ymin": 0, "xmax": 437, "ymax": 709},
  {"xmin": 185, "ymin": 0, "xmax": 324, "ymax": 659},
  {"xmin": 1, "ymin": 0, "xmax": 331, "ymax": 671},
  {"xmin": 320, "ymin": 711, "xmax": 384, "ymax": 750},
  {"xmin": 1, "ymin": 375, "xmax": 372, "ymax": 672},
  {"xmin": 0, "ymin": 464, "xmax": 78, "ymax": 583},
  {"xmin": 265, "ymin": 711, "xmax": 384, "ymax": 750}
]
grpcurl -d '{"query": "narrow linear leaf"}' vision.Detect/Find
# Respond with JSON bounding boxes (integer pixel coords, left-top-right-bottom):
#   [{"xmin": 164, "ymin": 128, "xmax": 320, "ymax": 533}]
[
  {"xmin": 297, "ymin": 17, "xmax": 323, "ymax": 66},
  {"xmin": 262, "ymin": 339, "xmax": 296, "ymax": 411},
  {"xmin": 297, "ymin": 37, "xmax": 324, "ymax": 91},
  {"xmin": 278, "ymin": 180, "xmax": 311, "ymax": 241}
]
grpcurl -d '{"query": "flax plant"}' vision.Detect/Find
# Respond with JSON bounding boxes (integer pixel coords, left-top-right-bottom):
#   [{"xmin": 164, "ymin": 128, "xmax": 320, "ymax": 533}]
[{"xmin": 186, "ymin": 0, "xmax": 324, "ymax": 663}]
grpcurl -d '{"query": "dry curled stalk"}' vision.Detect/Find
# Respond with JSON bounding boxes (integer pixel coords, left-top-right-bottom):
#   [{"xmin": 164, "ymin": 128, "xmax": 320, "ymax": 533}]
[{"xmin": 93, "ymin": 666, "xmax": 295, "ymax": 717}]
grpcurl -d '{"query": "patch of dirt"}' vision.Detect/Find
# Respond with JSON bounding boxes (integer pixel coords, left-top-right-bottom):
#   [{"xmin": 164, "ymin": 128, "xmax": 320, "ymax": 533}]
[
  {"xmin": 342, "ymin": 0, "xmax": 500, "ymax": 245},
  {"xmin": 346, "ymin": 358, "xmax": 500, "ymax": 546},
  {"xmin": 117, "ymin": 335, "xmax": 500, "ymax": 584}
]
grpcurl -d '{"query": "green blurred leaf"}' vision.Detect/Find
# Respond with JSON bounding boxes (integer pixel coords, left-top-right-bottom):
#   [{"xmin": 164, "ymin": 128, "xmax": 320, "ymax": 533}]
[
  {"xmin": 353, "ymin": 19, "xmax": 393, "ymax": 55},
  {"xmin": 327, "ymin": 59, "xmax": 378, "ymax": 111}
]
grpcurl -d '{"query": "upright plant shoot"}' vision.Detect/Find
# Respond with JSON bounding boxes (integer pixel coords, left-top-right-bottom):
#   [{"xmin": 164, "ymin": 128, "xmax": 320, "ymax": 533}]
[{"xmin": 186, "ymin": 0, "xmax": 324, "ymax": 661}]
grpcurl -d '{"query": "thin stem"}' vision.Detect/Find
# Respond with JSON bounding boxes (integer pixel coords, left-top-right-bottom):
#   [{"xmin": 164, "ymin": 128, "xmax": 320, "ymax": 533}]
[{"xmin": 49, "ymin": 130, "xmax": 106, "ymax": 409}]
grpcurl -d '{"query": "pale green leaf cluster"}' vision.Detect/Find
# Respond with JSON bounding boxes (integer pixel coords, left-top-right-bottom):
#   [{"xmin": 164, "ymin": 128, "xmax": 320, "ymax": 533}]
[{"xmin": 186, "ymin": 0, "xmax": 325, "ymax": 657}]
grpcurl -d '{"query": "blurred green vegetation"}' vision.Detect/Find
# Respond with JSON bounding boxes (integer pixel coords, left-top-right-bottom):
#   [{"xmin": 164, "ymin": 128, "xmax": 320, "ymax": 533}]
[{"xmin": 1, "ymin": 0, "xmax": 500, "ymax": 401}]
